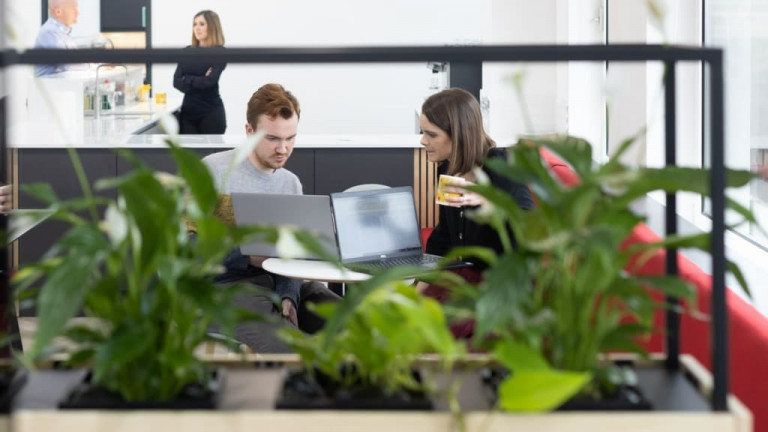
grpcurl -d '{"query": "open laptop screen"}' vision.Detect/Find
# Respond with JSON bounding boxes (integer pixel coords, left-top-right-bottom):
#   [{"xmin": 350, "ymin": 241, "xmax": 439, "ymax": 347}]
[
  {"xmin": 331, "ymin": 187, "xmax": 423, "ymax": 262},
  {"xmin": 231, "ymin": 193, "xmax": 338, "ymax": 260}
]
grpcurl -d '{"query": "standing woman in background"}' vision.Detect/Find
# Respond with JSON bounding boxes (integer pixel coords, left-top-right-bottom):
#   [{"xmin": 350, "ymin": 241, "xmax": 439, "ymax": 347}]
[{"xmin": 173, "ymin": 10, "xmax": 227, "ymax": 134}]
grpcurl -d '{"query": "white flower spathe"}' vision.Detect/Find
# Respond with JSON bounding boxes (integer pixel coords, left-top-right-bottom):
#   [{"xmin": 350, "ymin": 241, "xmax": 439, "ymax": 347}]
[
  {"xmin": 158, "ymin": 113, "xmax": 180, "ymax": 137},
  {"xmin": 103, "ymin": 204, "xmax": 128, "ymax": 245},
  {"xmin": 276, "ymin": 226, "xmax": 309, "ymax": 259}
]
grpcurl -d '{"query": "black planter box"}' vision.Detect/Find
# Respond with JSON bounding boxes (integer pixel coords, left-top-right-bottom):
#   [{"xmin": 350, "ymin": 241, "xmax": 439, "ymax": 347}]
[
  {"xmin": 481, "ymin": 367, "xmax": 652, "ymax": 411},
  {"xmin": 59, "ymin": 369, "xmax": 225, "ymax": 410},
  {"xmin": 275, "ymin": 368, "xmax": 433, "ymax": 410},
  {"xmin": 0, "ymin": 369, "xmax": 27, "ymax": 413}
]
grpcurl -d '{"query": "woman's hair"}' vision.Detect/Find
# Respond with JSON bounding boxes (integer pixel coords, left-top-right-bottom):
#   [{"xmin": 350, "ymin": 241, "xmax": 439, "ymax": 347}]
[
  {"xmin": 421, "ymin": 88, "xmax": 495, "ymax": 175},
  {"xmin": 191, "ymin": 10, "xmax": 225, "ymax": 47},
  {"xmin": 246, "ymin": 83, "xmax": 301, "ymax": 128}
]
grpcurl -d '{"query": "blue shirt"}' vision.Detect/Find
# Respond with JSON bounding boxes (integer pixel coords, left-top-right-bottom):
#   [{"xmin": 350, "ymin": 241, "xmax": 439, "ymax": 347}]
[{"xmin": 34, "ymin": 17, "xmax": 76, "ymax": 76}]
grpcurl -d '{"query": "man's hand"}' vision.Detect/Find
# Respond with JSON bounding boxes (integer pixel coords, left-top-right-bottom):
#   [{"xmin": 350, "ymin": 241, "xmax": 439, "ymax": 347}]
[
  {"xmin": 248, "ymin": 255, "xmax": 268, "ymax": 268},
  {"xmin": 281, "ymin": 298, "xmax": 298, "ymax": 326},
  {"xmin": 0, "ymin": 184, "xmax": 13, "ymax": 215},
  {"xmin": 416, "ymin": 280, "xmax": 430, "ymax": 294}
]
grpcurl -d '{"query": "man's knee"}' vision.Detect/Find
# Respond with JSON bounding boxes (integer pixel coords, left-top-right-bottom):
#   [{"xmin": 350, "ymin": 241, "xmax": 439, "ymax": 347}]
[{"xmin": 300, "ymin": 281, "xmax": 341, "ymax": 303}]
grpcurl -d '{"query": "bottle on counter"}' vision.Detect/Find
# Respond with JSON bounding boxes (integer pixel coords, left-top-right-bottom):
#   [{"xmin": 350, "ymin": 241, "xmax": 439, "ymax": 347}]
[
  {"xmin": 138, "ymin": 83, "xmax": 151, "ymax": 102},
  {"xmin": 83, "ymin": 85, "xmax": 95, "ymax": 112},
  {"xmin": 114, "ymin": 80, "xmax": 126, "ymax": 107},
  {"xmin": 99, "ymin": 79, "xmax": 115, "ymax": 114}
]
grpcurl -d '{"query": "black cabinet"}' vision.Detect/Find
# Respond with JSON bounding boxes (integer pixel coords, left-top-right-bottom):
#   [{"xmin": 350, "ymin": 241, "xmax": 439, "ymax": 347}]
[
  {"xmin": 17, "ymin": 149, "xmax": 117, "ymax": 269},
  {"xmin": 100, "ymin": 0, "xmax": 148, "ymax": 32},
  {"xmin": 16, "ymin": 146, "xmax": 413, "ymax": 271},
  {"xmin": 285, "ymin": 149, "xmax": 315, "ymax": 194},
  {"xmin": 116, "ymin": 148, "xmax": 222, "ymax": 175},
  {"xmin": 314, "ymin": 149, "xmax": 413, "ymax": 195},
  {"xmin": 17, "ymin": 149, "xmax": 116, "ymax": 315}
]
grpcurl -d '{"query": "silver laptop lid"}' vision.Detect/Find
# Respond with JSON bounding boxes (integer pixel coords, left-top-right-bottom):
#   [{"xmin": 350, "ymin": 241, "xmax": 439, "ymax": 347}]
[
  {"xmin": 231, "ymin": 192, "xmax": 338, "ymax": 260},
  {"xmin": 330, "ymin": 186, "xmax": 423, "ymax": 263}
]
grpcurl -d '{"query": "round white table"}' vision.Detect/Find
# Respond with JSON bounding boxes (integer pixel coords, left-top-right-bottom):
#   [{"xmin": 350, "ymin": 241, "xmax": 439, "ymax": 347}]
[{"xmin": 262, "ymin": 258, "xmax": 370, "ymax": 284}]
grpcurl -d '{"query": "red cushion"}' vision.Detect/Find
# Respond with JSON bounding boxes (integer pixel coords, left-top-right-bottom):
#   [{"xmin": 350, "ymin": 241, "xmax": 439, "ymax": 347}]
[
  {"xmin": 428, "ymin": 146, "xmax": 768, "ymax": 430},
  {"xmin": 420, "ymin": 227, "xmax": 434, "ymax": 251},
  {"xmin": 540, "ymin": 152, "xmax": 768, "ymax": 429},
  {"xmin": 539, "ymin": 148, "xmax": 581, "ymax": 186},
  {"xmin": 622, "ymin": 223, "xmax": 768, "ymax": 431}
]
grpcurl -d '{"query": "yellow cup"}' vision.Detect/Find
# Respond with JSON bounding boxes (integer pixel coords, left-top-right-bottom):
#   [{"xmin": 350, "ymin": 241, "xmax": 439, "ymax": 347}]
[
  {"xmin": 155, "ymin": 92, "xmax": 167, "ymax": 105},
  {"xmin": 138, "ymin": 84, "xmax": 151, "ymax": 102},
  {"xmin": 435, "ymin": 174, "xmax": 463, "ymax": 206}
]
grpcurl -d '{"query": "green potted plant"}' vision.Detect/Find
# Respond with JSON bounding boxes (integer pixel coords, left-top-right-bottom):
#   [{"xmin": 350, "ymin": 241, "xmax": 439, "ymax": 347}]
[
  {"xmin": 438, "ymin": 135, "xmax": 756, "ymax": 411},
  {"xmin": 11, "ymin": 135, "xmax": 285, "ymax": 408},
  {"xmin": 276, "ymin": 269, "xmax": 466, "ymax": 411}
]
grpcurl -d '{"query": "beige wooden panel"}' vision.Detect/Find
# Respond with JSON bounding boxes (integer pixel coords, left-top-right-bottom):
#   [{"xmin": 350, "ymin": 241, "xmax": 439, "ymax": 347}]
[
  {"xmin": 413, "ymin": 148, "xmax": 438, "ymax": 228},
  {"xmin": 12, "ymin": 411, "xmax": 748, "ymax": 432}
]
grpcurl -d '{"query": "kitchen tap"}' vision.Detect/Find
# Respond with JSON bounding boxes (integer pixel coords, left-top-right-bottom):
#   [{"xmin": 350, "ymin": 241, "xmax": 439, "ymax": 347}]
[
  {"xmin": 95, "ymin": 63, "xmax": 127, "ymax": 119},
  {"xmin": 91, "ymin": 37, "xmax": 114, "ymax": 49}
]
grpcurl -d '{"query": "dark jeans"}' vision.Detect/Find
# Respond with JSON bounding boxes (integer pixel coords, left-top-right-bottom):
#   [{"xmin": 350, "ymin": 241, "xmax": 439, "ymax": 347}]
[
  {"xmin": 214, "ymin": 272, "xmax": 340, "ymax": 353},
  {"xmin": 422, "ymin": 267, "xmax": 483, "ymax": 340},
  {"xmin": 179, "ymin": 106, "xmax": 227, "ymax": 134}
]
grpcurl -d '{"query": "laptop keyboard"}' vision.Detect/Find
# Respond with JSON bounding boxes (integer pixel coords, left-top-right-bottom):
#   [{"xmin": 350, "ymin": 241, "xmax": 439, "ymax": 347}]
[{"xmin": 347, "ymin": 254, "xmax": 442, "ymax": 272}]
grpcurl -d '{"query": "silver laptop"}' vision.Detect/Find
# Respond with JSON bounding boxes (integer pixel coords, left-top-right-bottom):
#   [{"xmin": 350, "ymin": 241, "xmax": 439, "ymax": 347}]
[
  {"xmin": 231, "ymin": 192, "xmax": 338, "ymax": 260},
  {"xmin": 330, "ymin": 186, "xmax": 471, "ymax": 273}
]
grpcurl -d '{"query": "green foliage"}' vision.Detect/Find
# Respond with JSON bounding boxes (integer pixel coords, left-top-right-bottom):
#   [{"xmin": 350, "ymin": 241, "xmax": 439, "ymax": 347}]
[
  {"xmin": 452, "ymin": 135, "xmax": 756, "ymax": 410},
  {"xmin": 279, "ymin": 277, "xmax": 465, "ymax": 394},
  {"xmin": 13, "ymin": 139, "xmax": 274, "ymax": 402}
]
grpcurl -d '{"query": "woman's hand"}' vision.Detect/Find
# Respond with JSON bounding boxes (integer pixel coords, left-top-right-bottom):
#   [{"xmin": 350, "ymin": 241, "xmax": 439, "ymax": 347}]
[
  {"xmin": 416, "ymin": 280, "xmax": 430, "ymax": 294},
  {"xmin": 205, "ymin": 67, "xmax": 213, "ymax": 77},
  {"xmin": 443, "ymin": 177, "xmax": 486, "ymax": 208},
  {"xmin": 0, "ymin": 184, "xmax": 13, "ymax": 215}
]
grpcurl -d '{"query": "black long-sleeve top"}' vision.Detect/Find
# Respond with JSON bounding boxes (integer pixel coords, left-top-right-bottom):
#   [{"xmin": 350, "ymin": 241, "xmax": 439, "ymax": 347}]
[
  {"xmin": 426, "ymin": 147, "xmax": 534, "ymax": 269},
  {"xmin": 172, "ymin": 45, "xmax": 226, "ymax": 116}
]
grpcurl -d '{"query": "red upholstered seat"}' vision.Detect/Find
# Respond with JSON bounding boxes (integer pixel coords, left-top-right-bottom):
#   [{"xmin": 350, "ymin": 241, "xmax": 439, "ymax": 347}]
[
  {"xmin": 539, "ymin": 147, "xmax": 581, "ymax": 186},
  {"xmin": 420, "ymin": 148, "xmax": 768, "ymax": 431},
  {"xmin": 544, "ymin": 147, "xmax": 768, "ymax": 432},
  {"xmin": 420, "ymin": 227, "xmax": 434, "ymax": 251}
]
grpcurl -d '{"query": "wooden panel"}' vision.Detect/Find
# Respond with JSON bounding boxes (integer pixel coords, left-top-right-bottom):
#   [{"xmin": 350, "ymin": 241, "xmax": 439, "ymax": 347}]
[
  {"xmin": 413, "ymin": 148, "xmax": 438, "ymax": 228},
  {"xmin": 10, "ymin": 410, "xmax": 748, "ymax": 432}
]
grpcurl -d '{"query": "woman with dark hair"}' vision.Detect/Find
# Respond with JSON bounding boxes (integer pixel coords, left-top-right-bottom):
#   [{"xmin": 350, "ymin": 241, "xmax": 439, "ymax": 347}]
[
  {"xmin": 417, "ymin": 88, "xmax": 534, "ymax": 328},
  {"xmin": 173, "ymin": 10, "xmax": 227, "ymax": 134}
]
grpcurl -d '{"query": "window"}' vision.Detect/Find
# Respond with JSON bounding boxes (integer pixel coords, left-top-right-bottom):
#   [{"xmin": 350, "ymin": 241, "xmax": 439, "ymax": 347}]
[{"xmin": 705, "ymin": 0, "xmax": 768, "ymax": 247}]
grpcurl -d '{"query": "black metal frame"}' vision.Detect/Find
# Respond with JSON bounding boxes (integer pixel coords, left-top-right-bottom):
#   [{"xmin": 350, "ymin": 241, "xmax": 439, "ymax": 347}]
[{"xmin": 0, "ymin": 44, "xmax": 728, "ymax": 410}]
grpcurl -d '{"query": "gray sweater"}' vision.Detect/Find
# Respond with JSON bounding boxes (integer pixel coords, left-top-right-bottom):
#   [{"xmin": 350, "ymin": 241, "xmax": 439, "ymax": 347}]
[
  {"xmin": 203, "ymin": 149, "xmax": 302, "ymax": 195},
  {"xmin": 202, "ymin": 149, "xmax": 304, "ymax": 306}
]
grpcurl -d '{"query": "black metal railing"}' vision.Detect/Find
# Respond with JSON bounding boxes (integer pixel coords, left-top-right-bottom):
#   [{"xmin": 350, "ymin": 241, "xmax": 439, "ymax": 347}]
[{"xmin": 0, "ymin": 44, "xmax": 728, "ymax": 410}]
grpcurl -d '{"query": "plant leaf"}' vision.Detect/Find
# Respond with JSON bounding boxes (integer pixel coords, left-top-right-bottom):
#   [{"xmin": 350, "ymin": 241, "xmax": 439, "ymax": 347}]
[
  {"xmin": 168, "ymin": 143, "xmax": 219, "ymax": 215},
  {"xmin": 498, "ymin": 369, "xmax": 591, "ymax": 412},
  {"xmin": 474, "ymin": 253, "xmax": 532, "ymax": 341}
]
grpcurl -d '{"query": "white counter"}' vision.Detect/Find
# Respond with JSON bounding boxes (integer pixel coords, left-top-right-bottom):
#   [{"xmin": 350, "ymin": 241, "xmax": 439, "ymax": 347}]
[
  {"xmin": 10, "ymin": 98, "xmax": 180, "ymax": 148},
  {"xmin": 122, "ymin": 134, "xmax": 425, "ymax": 149}
]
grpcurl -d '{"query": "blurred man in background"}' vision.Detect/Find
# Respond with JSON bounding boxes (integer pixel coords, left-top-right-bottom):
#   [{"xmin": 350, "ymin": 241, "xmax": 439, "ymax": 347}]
[{"xmin": 34, "ymin": 0, "xmax": 80, "ymax": 76}]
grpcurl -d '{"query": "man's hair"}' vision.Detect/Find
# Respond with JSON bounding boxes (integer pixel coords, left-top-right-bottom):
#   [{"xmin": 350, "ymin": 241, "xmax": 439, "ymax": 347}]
[
  {"xmin": 246, "ymin": 83, "xmax": 301, "ymax": 129},
  {"xmin": 191, "ymin": 10, "xmax": 225, "ymax": 47},
  {"xmin": 421, "ymin": 88, "xmax": 495, "ymax": 175}
]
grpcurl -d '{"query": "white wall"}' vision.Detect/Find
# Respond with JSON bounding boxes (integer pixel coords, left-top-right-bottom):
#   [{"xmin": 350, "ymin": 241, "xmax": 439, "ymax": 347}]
[
  {"xmin": 151, "ymin": 0, "xmax": 495, "ymax": 135},
  {"xmin": 4, "ymin": 0, "xmax": 565, "ymax": 138},
  {"xmin": 482, "ymin": 0, "xmax": 563, "ymax": 141},
  {"xmin": 607, "ymin": 0, "xmax": 649, "ymax": 166},
  {"xmin": 564, "ymin": 0, "xmax": 606, "ymax": 158},
  {"xmin": 4, "ymin": 0, "xmax": 100, "ymax": 47}
]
